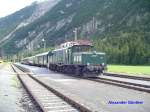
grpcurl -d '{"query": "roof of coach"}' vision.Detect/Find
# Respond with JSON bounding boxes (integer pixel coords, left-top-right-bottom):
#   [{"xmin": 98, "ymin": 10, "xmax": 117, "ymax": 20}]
[
  {"xmin": 53, "ymin": 47, "xmax": 68, "ymax": 52},
  {"xmin": 73, "ymin": 52, "xmax": 106, "ymax": 55},
  {"xmin": 23, "ymin": 56, "xmax": 35, "ymax": 60},
  {"xmin": 35, "ymin": 51, "xmax": 53, "ymax": 57},
  {"xmin": 35, "ymin": 52, "xmax": 49, "ymax": 57}
]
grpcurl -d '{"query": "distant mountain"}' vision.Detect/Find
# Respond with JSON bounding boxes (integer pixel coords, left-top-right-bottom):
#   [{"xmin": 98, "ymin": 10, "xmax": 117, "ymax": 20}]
[
  {"xmin": 0, "ymin": 3, "xmax": 37, "ymax": 40},
  {"xmin": 0, "ymin": 0, "xmax": 150, "ymax": 64},
  {"xmin": 0, "ymin": 0, "xmax": 61, "ymax": 54}
]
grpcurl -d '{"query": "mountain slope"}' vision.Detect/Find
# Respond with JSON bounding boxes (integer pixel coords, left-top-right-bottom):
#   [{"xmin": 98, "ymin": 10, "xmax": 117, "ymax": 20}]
[
  {"xmin": 0, "ymin": 3, "xmax": 37, "ymax": 40},
  {"xmin": 0, "ymin": 0, "xmax": 150, "ymax": 64},
  {"xmin": 0, "ymin": 0, "xmax": 61, "ymax": 54}
]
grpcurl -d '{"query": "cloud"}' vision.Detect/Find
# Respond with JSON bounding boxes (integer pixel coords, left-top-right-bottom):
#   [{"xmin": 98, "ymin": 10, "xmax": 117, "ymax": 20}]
[{"xmin": 0, "ymin": 0, "xmax": 43, "ymax": 17}]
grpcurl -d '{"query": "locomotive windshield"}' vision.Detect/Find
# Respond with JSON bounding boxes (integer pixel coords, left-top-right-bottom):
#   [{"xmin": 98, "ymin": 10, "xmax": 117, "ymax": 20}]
[{"xmin": 72, "ymin": 45, "xmax": 93, "ymax": 52}]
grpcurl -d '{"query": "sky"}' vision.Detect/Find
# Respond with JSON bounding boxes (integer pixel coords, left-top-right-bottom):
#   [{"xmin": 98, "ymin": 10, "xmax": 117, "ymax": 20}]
[{"xmin": 0, "ymin": 0, "xmax": 45, "ymax": 17}]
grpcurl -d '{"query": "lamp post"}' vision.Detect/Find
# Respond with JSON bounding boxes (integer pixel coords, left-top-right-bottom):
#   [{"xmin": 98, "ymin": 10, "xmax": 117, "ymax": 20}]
[
  {"xmin": 42, "ymin": 38, "xmax": 46, "ymax": 52},
  {"xmin": 73, "ymin": 28, "xmax": 78, "ymax": 41}
]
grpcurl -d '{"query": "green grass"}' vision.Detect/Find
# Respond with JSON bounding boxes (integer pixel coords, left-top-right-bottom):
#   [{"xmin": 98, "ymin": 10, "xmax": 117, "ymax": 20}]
[{"xmin": 108, "ymin": 65, "xmax": 150, "ymax": 75}]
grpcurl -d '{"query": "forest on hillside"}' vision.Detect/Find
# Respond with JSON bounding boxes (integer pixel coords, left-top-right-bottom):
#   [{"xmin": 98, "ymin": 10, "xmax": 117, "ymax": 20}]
[{"xmin": 94, "ymin": 32, "xmax": 150, "ymax": 65}]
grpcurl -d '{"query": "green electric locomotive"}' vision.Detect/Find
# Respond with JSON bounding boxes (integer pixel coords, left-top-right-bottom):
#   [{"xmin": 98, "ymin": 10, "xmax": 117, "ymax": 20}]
[{"xmin": 48, "ymin": 40, "xmax": 107, "ymax": 77}]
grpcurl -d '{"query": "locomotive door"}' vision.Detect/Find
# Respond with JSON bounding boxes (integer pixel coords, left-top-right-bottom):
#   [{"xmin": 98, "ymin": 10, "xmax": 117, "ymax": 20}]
[{"xmin": 68, "ymin": 49, "xmax": 71, "ymax": 64}]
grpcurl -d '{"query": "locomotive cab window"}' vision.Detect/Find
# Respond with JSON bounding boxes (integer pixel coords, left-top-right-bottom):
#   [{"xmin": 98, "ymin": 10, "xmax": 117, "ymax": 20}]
[{"xmin": 72, "ymin": 45, "xmax": 93, "ymax": 52}]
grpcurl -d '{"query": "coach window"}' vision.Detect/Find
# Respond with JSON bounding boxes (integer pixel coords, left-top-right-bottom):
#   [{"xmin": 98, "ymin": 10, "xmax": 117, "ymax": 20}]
[{"xmin": 78, "ymin": 55, "xmax": 81, "ymax": 62}]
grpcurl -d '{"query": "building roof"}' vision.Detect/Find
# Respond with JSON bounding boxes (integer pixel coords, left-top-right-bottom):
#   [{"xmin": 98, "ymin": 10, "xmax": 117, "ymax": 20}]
[{"xmin": 58, "ymin": 39, "xmax": 93, "ymax": 49}]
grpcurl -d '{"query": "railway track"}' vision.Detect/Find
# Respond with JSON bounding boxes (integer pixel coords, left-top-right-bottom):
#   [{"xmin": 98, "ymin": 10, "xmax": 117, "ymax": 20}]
[
  {"xmin": 88, "ymin": 73, "xmax": 150, "ymax": 93},
  {"xmin": 11, "ymin": 64, "xmax": 92, "ymax": 112},
  {"xmin": 104, "ymin": 72, "xmax": 150, "ymax": 81},
  {"xmin": 12, "ymin": 63, "xmax": 150, "ymax": 108},
  {"xmin": 14, "ymin": 63, "xmax": 150, "ymax": 94}
]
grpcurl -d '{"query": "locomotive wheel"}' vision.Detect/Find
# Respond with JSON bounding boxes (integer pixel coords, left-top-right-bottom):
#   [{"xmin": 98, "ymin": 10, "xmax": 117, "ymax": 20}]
[{"xmin": 75, "ymin": 66, "xmax": 82, "ymax": 76}]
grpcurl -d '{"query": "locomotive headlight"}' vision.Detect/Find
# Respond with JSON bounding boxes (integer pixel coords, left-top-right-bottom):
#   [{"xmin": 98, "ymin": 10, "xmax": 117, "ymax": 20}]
[
  {"xmin": 87, "ymin": 62, "xmax": 90, "ymax": 66},
  {"xmin": 102, "ymin": 63, "xmax": 105, "ymax": 66}
]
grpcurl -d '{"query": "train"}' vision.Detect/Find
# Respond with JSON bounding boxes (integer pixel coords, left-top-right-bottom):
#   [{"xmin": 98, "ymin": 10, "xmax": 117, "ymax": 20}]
[
  {"xmin": 21, "ymin": 40, "xmax": 107, "ymax": 77},
  {"xmin": 0, "ymin": 60, "xmax": 3, "ymax": 63}
]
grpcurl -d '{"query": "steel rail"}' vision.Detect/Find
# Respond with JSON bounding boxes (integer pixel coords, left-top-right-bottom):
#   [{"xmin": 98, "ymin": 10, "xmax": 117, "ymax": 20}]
[
  {"xmin": 88, "ymin": 77, "xmax": 150, "ymax": 93},
  {"xmin": 12, "ymin": 64, "xmax": 92, "ymax": 112},
  {"xmin": 104, "ymin": 73, "xmax": 150, "ymax": 81}
]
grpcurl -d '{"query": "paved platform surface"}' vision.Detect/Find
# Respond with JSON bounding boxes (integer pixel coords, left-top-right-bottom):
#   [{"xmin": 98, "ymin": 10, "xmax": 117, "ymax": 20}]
[
  {"xmin": 100, "ymin": 75, "xmax": 150, "ymax": 86},
  {"xmin": 0, "ymin": 63, "xmax": 40, "ymax": 112},
  {"xmin": 16, "ymin": 63, "xmax": 150, "ymax": 112}
]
